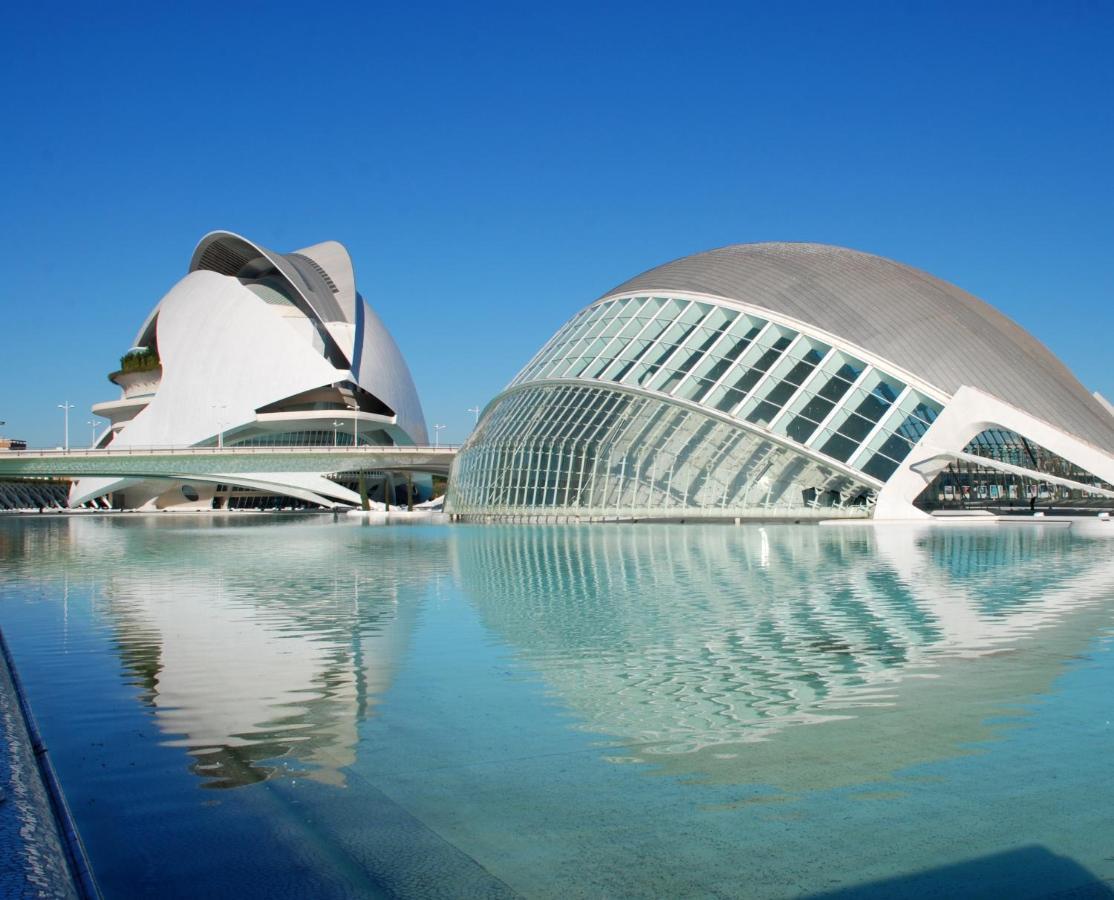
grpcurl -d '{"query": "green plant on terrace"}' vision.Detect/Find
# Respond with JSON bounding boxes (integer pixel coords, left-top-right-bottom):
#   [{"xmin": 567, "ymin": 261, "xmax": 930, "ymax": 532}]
[{"xmin": 108, "ymin": 346, "xmax": 161, "ymax": 382}]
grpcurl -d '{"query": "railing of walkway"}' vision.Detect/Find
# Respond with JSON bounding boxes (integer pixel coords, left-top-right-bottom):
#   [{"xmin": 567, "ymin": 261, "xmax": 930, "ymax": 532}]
[{"xmin": 2, "ymin": 445, "xmax": 461, "ymax": 457}]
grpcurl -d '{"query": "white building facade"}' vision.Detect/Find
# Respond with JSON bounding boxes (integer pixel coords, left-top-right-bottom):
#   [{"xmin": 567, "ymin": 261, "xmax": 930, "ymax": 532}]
[
  {"xmin": 76, "ymin": 231, "xmax": 428, "ymax": 509},
  {"xmin": 448, "ymin": 243, "xmax": 1114, "ymax": 521}
]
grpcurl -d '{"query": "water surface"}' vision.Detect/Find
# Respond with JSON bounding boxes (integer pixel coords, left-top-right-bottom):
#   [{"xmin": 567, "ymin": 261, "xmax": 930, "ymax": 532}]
[{"xmin": 1, "ymin": 516, "xmax": 1112, "ymax": 897}]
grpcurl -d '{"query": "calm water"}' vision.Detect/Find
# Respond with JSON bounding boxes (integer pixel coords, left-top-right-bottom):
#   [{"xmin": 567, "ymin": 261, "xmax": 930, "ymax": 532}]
[{"xmin": 1, "ymin": 516, "xmax": 1113, "ymax": 898}]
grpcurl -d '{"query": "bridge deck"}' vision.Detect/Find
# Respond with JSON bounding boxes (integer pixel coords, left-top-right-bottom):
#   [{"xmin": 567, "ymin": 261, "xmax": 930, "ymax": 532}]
[{"xmin": 0, "ymin": 446, "xmax": 460, "ymax": 478}]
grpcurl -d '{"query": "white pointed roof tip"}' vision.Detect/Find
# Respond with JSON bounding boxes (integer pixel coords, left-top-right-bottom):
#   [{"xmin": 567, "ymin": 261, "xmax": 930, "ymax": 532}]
[{"xmin": 290, "ymin": 240, "xmax": 357, "ymax": 323}]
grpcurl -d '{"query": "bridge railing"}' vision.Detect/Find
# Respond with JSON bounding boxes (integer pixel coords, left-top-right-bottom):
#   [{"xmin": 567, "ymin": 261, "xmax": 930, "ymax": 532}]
[{"xmin": 2, "ymin": 444, "xmax": 462, "ymax": 457}]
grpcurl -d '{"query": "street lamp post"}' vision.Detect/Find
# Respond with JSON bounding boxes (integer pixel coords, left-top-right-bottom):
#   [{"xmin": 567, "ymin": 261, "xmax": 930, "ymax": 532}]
[
  {"xmin": 87, "ymin": 420, "xmax": 98, "ymax": 447},
  {"xmin": 57, "ymin": 402, "xmax": 74, "ymax": 451},
  {"xmin": 433, "ymin": 424, "xmax": 446, "ymax": 448},
  {"xmin": 349, "ymin": 402, "xmax": 359, "ymax": 447},
  {"xmin": 211, "ymin": 403, "xmax": 227, "ymax": 449},
  {"xmin": 332, "ymin": 420, "xmax": 344, "ymax": 447},
  {"xmin": 467, "ymin": 406, "xmax": 480, "ymax": 427}
]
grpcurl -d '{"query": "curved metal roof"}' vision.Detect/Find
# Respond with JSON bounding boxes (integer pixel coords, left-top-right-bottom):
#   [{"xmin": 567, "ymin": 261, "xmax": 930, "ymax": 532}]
[
  {"xmin": 605, "ymin": 242, "xmax": 1114, "ymax": 451},
  {"xmin": 190, "ymin": 231, "xmax": 348, "ymax": 325}
]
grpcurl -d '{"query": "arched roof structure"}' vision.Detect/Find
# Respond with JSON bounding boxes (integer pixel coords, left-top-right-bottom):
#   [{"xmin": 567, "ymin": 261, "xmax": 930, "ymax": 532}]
[
  {"xmin": 606, "ymin": 242, "xmax": 1114, "ymax": 450},
  {"xmin": 190, "ymin": 231, "xmax": 350, "ymax": 325}
]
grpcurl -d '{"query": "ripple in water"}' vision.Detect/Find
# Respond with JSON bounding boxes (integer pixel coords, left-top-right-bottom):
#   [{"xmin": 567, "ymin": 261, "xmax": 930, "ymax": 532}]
[{"xmin": 450, "ymin": 523, "xmax": 1114, "ymax": 780}]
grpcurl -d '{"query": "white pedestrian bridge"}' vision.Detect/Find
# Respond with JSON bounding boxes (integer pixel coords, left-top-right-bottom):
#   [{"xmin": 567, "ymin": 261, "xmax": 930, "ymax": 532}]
[{"xmin": 0, "ymin": 445, "xmax": 459, "ymax": 480}]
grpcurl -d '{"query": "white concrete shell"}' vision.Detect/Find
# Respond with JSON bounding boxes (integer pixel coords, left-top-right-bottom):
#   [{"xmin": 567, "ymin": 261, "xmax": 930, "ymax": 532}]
[
  {"xmin": 449, "ymin": 242, "xmax": 1114, "ymax": 521},
  {"xmin": 75, "ymin": 232, "xmax": 427, "ymax": 508}
]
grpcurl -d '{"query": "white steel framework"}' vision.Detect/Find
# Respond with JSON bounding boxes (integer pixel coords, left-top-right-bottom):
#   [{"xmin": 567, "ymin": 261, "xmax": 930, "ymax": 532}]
[{"xmin": 449, "ymin": 243, "xmax": 1114, "ymax": 521}]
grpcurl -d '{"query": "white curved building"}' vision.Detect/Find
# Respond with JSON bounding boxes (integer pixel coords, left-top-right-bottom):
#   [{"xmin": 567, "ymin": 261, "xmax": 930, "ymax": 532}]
[
  {"xmin": 449, "ymin": 242, "xmax": 1114, "ymax": 520},
  {"xmin": 76, "ymin": 231, "xmax": 428, "ymax": 509}
]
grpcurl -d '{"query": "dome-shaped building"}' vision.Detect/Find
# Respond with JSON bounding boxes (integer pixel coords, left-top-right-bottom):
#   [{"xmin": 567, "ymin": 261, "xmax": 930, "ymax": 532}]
[
  {"xmin": 449, "ymin": 243, "xmax": 1114, "ymax": 520},
  {"xmin": 75, "ymin": 231, "xmax": 428, "ymax": 509}
]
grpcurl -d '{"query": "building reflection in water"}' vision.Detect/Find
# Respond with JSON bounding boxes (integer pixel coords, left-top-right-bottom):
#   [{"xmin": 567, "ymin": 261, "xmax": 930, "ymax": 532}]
[
  {"xmin": 5, "ymin": 516, "xmax": 1113, "ymax": 794},
  {"xmin": 5, "ymin": 516, "xmax": 439, "ymax": 790},
  {"xmin": 451, "ymin": 524, "xmax": 1114, "ymax": 789}
]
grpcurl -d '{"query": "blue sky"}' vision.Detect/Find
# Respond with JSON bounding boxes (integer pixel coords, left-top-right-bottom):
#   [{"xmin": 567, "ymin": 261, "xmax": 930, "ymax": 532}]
[{"xmin": 1, "ymin": 1, "xmax": 1111, "ymax": 447}]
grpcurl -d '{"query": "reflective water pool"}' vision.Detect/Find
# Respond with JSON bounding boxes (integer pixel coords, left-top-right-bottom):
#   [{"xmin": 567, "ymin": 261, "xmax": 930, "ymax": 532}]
[{"xmin": 1, "ymin": 516, "xmax": 1112, "ymax": 898}]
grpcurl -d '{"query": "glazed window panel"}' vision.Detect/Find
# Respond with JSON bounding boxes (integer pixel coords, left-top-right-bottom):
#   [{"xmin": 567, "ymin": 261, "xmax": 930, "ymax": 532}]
[
  {"xmin": 783, "ymin": 414, "xmax": 823, "ymax": 444},
  {"xmin": 745, "ymin": 400, "xmax": 782, "ymax": 427},
  {"xmin": 595, "ymin": 309, "xmax": 639, "ymax": 340},
  {"xmin": 890, "ymin": 414, "xmax": 930, "ymax": 444},
  {"xmin": 699, "ymin": 304, "xmax": 738, "ymax": 334},
  {"xmin": 781, "ymin": 394, "xmax": 835, "ymax": 429},
  {"xmin": 708, "ymin": 385, "xmax": 747, "ymax": 414},
  {"xmin": 582, "ymin": 354, "xmax": 619, "ymax": 380},
  {"xmin": 867, "ymin": 430, "xmax": 914, "ymax": 463},
  {"xmin": 683, "ymin": 376, "xmax": 722, "ymax": 405},
  {"xmin": 832, "ymin": 357, "xmax": 866, "ymax": 382},
  {"xmin": 563, "ymin": 354, "xmax": 602, "ymax": 379},
  {"xmin": 739, "ymin": 334, "xmax": 794, "ymax": 378},
  {"xmin": 619, "ymin": 314, "xmax": 668, "ymax": 367},
  {"xmin": 644, "ymin": 356, "xmax": 691, "ymax": 394},
  {"xmin": 662, "ymin": 328, "xmax": 730, "ymax": 396},
  {"xmin": 860, "ymin": 453, "xmax": 900, "ymax": 481},
  {"xmin": 836, "ymin": 412, "xmax": 876, "ymax": 443},
  {"xmin": 816, "ymin": 374, "xmax": 857, "ymax": 404},
  {"xmin": 736, "ymin": 347, "xmax": 808, "ymax": 422},
  {"xmin": 600, "ymin": 339, "xmax": 655, "ymax": 381},
  {"xmin": 911, "ymin": 398, "xmax": 942, "ymax": 425},
  {"xmin": 759, "ymin": 376, "xmax": 800, "ymax": 411},
  {"xmin": 874, "ymin": 390, "xmax": 942, "ymax": 447},
  {"xmin": 855, "ymin": 372, "xmax": 906, "ymax": 420},
  {"xmin": 797, "ymin": 401, "xmax": 835, "ymax": 430},
  {"xmin": 817, "ymin": 428, "xmax": 860, "ymax": 463},
  {"xmin": 708, "ymin": 317, "xmax": 766, "ymax": 364},
  {"xmin": 783, "ymin": 335, "xmax": 831, "ymax": 368},
  {"xmin": 614, "ymin": 300, "xmax": 658, "ymax": 339},
  {"xmin": 684, "ymin": 348, "xmax": 739, "ymax": 390},
  {"xmin": 643, "ymin": 319, "xmax": 698, "ymax": 370},
  {"xmin": 577, "ymin": 308, "xmax": 620, "ymax": 344}
]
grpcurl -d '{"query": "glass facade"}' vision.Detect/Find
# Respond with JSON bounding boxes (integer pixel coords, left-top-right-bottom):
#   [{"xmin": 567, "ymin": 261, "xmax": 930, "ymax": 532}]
[
  {"xmin": 517, "ymin": 295, "xmax": 943, "ymax": 476},
  {"xmin": 451, "ymin": 382, "xmax": 874, "ymax": 519},
  {"xmin": 451, "ymin": 294, "xmax": 947, "ymax": 520}
]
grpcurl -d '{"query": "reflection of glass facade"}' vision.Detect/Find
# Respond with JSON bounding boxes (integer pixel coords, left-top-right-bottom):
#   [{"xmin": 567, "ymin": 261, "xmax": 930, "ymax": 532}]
[
  {"xmin": 452, "ymin": 523, "xmax": 1114, "ymax": 765},
  {"xmin": 452, "ymin": 293, "xmax": 943, "ymax": 519}
]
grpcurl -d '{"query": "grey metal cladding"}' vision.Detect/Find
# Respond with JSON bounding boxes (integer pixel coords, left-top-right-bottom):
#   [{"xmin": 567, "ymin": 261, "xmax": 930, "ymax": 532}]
[
  {"xmin": 281, "ymin": 253, "xmax": 346, "ymax": 323},
  {"xmin": 604, "ymin": 243, "xmax": 1114, "ymax": 450}
]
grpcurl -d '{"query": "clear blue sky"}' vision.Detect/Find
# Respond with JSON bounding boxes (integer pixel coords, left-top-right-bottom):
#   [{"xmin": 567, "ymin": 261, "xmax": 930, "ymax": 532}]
[{"xmin": 1, "ymin": 1, "xmax": 1111, "ymax": 447}]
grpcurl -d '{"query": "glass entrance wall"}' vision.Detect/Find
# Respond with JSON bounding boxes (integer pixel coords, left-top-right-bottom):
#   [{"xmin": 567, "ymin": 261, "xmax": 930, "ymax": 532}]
[
  {"xmin": 449, "ymin": 383, "xmax": 874, "ymax": 520},
  {"xmin": 915, "ymin": 428, "xmax": 1114, "ymax": 511}
]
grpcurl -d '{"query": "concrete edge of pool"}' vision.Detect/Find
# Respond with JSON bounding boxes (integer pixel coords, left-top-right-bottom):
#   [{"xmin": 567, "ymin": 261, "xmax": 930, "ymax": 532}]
[{"xmin": 0, "ymin": 627, "xmax": 101, "ymax": 900}]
